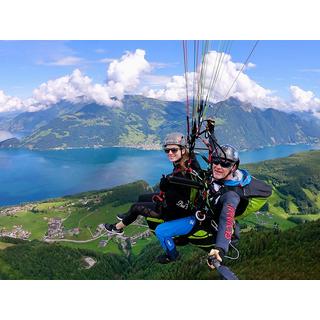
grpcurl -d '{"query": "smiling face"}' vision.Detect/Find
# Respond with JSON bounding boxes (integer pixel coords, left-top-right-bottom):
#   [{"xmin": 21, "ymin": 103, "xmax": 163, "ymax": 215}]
[
  {"xmin": 164, "ymin": 144, "xmax": 184, "ymax": 162},
  {"xmin": 212, "ymin": 160, "xmax": 236, "ymax": 180}
]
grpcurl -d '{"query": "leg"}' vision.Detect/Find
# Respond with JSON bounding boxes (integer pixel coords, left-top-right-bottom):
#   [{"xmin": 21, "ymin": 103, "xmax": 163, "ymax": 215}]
[
  {"xmin": 121, "ymin": 202, "xmax": 160, "ymax": 226},
  {"xmin": 105, "ymin": 202, "xmax": 160, "ymax": 234},
  {"xmin": 155, "ymin": 216, "xmax": 196, "ymax": 262}
]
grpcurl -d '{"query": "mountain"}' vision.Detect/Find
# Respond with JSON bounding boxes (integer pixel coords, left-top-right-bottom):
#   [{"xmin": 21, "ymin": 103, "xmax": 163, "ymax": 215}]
[
  {"xmin": 6, "ymin": 101, "xmax": 86, "ymax": 136},
  {"xmin": 212, "ymin": 98, "xmax": 320, "ymax": 149},
  {"xmin": 5, "ymin": 95, "xmax": 320, "ymax": 150},
  {"xmin": 0, "ymin": 137, "xmax": 20, "ymax": 148},
  {"xmin": 17, "ymin": 96, "xmax": 186, "ymax": 149}
]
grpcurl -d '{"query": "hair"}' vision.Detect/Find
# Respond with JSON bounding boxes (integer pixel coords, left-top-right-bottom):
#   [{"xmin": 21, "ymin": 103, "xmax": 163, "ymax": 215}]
[{"xmin": 176, "ymin": 147, "xmax": 190, "ymax": 172}]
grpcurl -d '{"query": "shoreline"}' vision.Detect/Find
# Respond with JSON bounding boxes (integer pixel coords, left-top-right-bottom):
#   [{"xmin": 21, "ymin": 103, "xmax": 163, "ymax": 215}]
[{"xmin": 1, "ymin": 141, "xmax": 319, "ymax": 152}]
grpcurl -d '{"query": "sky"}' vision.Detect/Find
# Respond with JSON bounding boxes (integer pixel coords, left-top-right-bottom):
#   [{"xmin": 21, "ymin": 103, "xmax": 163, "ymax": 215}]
[{"xmin": 1, "ymin": 40, "xmax": 320, "ymax": 118}]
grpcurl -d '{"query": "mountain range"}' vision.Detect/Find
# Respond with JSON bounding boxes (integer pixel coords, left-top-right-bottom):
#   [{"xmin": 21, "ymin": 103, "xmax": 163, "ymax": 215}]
[{"xmin": 0, "ymin": 95, "xmax": 319, "ymax": 150}]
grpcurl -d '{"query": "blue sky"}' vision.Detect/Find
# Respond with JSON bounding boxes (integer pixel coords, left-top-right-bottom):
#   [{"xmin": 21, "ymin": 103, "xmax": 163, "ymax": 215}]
[{"xmin": 0, "ymin": 40, "xmax": 320, "ymax": 118}]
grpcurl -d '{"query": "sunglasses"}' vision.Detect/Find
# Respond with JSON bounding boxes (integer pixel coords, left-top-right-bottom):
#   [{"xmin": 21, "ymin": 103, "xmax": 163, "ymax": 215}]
[
  {"xmin": 212, "ymin": 158, "xmax": 235, "ymax": 168},
  {"xmin": 164, "ymin": 148, "xmax": 180, "ymax": 154}
]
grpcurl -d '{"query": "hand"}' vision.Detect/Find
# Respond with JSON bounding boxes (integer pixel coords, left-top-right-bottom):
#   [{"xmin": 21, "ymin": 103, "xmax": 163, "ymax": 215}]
[
  {"xmin": 159, "ymin": 175, "xmax": 170, "ymax": 192},
  {"xmin": 207, "ymin": 249, "xmax": 222, "ymax": 270}
]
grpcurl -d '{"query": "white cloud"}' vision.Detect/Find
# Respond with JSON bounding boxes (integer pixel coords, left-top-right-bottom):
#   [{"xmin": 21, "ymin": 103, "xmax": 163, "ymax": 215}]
[
  {"xmin": 144, "ymin": 50, "xmax": 288, "ymax": 111},
  {"xmin": 29, "ymin": 69, "xmax": 122, "ymax": 109},
  {"xmin": 0, "ymin": 49, "xmax": 152, "ymax": 113},
  {"xmin": 47, "ymin": 56, "xmax": 84, "ymax": 66},
  {"xmin": 288, "ymin": 85, "xmax": 320, "ymax": 117},
  {"xmin": 37, "ymin": 56, "xmax": 85, "ymax": 66},
  {"xmin": 0, "ymin": 90, "xmax": 24, "ymax": 113},
  {"xmin": 107, "ymin": 49, "xmax": 151, "ymax": 93},
  {"xmin": 99, "ymin": 57, "xmax": 115, "ymax": 64},
  {"xmin": 246, "ymin": 62, "xmax": 256, "ymax": 69}
]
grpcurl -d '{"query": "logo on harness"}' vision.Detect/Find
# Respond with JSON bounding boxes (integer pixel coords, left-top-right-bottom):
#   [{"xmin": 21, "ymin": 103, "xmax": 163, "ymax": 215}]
[{"xmin": 176, "ymin": 200, "xmax": 190, "ymax": 209}]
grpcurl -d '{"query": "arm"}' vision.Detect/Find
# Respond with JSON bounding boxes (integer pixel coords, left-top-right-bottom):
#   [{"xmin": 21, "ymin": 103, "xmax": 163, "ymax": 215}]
[{"xmin": 214, "ymin": 190, "xmax": 240, "ymax": 256}]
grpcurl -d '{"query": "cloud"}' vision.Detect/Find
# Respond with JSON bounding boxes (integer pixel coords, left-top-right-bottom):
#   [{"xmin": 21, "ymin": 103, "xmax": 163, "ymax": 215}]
[
  {"xmin": 246, "ymin": 62, "xmax": 256, "ymax": 69},
  {"xmin": 144, "ymin": 50, "xmax": 280, "ymax": 109},
  {"xmin": 0, "ymin": 49, "xmax": 152, "ymax": 113},
  {"xmin": 107, "ymin": 49, "xmax": 151, "ymax": 93},
  {"xmin": 0, "ymin": 90, "xmax": 24, "ymax": 113},
  {"xmin": 99, "ymin": 58, "xmax": 115, "ymax": 64},
  {"xmin": 28, "ymin": 69, "xmax": 122, "ymax": 109},
  {"xmin": 144, "ymin": 51, "xmax": 302, "ymax": 115},
  {"xmin": 95, "ymin": 49, "xmax": 108, "ymax": 54},
  {"xmin": 44, "ymin": 56, "xmax": 85, "ymax": 66},
  {"xmin": 288, "ymin": 85, "xmax": 320, "ymax": 117}
]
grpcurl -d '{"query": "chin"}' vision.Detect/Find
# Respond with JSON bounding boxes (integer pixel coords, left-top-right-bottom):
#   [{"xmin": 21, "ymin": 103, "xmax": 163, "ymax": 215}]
[{"xmin": 213, "ymin": 172, "xmax": 223, "ymax": 180}]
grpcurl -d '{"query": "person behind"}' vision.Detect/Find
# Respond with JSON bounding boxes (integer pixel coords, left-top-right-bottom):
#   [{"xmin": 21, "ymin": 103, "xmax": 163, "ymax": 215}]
[
  {"xmin": 154, "ymin": 144, "xmax": 251, "ymax": 265},
  {"xmin": 103, "ymin": 132, "xmax": 201, "ymax": 238}
]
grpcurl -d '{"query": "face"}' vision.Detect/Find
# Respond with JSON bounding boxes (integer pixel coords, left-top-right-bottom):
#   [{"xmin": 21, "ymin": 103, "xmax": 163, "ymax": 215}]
[
  {"xmin": 164, "ymin": 144, "xmax": 184, "ymax": 162},
  {"xmin": 212, "ymin": 159, "xmax": 236, "ymax": 180}
]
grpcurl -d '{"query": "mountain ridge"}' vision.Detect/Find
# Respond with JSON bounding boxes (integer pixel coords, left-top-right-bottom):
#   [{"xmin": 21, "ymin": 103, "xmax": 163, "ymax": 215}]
[{"xmin": 1, "ymin": 95, "xmax": 319, "ymax": 150}]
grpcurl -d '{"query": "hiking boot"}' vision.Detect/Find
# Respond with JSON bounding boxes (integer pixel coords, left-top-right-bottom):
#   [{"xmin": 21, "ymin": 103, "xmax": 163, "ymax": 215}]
[
  {"xmin": 104, "ymin": 223, "xmax": 124, "ymax": 235},
  {"xmin": 116, "ymin": 213, "xmax": 127, "ymax": 221}
]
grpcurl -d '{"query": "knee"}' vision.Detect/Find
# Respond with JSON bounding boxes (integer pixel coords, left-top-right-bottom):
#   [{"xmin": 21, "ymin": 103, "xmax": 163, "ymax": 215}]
[{"xmin": 155, "ymin": 224, "xmax": 165, "ymax": 239}]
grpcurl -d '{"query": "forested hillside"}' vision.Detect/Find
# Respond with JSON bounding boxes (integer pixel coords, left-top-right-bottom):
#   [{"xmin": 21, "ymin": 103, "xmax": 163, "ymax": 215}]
[{"xmin": 0, "ymin": 219, "xmax": 319, "ymax": 279}]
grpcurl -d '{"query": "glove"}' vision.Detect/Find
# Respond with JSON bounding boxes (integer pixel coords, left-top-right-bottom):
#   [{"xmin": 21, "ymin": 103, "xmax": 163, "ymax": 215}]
[{"xmin": 159, "ymin": 175, "xmax": 170, "ymax": 192}]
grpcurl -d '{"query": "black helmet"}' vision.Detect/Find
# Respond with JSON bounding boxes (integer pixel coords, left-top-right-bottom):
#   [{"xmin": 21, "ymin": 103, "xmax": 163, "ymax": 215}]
[
  {"xmin": 163, "ymin": 132, "xmax": 187, "ymax": 148},
  {"xmin": 214, "ymin": 144, "xmax": 240, "ymax": 168}
]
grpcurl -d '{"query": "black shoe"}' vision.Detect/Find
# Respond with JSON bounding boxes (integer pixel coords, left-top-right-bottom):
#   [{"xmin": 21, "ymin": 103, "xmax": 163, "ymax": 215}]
[
  {"xmin": 104, "ymin": 223, "xmax": 124, "ymax": 235},
  {"xmin": 116, "ymin": 213, "xmax": 127, "ymax": 221},
  {"xmin": 156, "ymin": 254, "xmax": 173, "ymax": 264},
  {"xmin": 156, "ymin": 251, "xmax": 180, "ymax": 264}
]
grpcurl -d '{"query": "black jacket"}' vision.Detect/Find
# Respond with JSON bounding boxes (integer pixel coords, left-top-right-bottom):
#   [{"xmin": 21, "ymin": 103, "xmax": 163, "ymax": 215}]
[{"xmin": 160, "ymin": 158, "xmax": 201, "ymax": 221}]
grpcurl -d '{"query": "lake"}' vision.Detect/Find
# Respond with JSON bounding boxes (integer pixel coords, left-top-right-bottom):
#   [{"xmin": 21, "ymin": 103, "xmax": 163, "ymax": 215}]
[{"xmin": 0, "ymin": 144, "xmax": 318, "ymax": 206}]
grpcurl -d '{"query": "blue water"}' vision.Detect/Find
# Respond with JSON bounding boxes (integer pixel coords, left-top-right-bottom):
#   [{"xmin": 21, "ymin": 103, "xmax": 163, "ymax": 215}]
[{"xmin": 0, "ymin": 144, "xmax": 318, "ymax": 206}]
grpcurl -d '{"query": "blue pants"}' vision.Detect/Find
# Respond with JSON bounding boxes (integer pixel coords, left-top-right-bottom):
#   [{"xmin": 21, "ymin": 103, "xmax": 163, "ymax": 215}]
[{"xmin": 155, "ymin": 216, "xmax": 196, "ymax": 259}]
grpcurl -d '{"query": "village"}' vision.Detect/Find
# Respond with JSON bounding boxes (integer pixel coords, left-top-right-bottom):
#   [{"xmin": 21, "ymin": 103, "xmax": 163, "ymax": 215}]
[
  {"xmin": 0, "ymin": 204, "xmax": 35, "ymax": 216},
  {"xmin": 41, "ymin": 214, "xmax": 152, "ymax": 255},
  {"xmin": 0, "ymin": 192, "xmax": 153, "ymax": 256},
  {"xmin": 0, "ymin": 225, "xmax": 31, "ymax": 239}
]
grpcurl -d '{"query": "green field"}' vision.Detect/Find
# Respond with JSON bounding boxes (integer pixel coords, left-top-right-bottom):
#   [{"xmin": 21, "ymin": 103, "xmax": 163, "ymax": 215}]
[{"xmin": 60, "ymin": 237, "xmax": 122, "ymax": 254}]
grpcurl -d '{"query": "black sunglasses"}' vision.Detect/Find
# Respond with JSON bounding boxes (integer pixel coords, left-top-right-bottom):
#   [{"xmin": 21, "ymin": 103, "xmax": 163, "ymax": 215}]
[
  {"xmin": 164, "ymin": 148, "xmax": 179, "ymax": 154},
  {"xmin": 212, "ymin": 158, "xmax": 235, "ymax": 168}
]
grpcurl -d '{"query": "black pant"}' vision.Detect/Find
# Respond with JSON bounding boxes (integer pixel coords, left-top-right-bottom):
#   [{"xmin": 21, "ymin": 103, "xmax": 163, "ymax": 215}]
[{"xmin": 121, "ymin": 193, "xmax": 161, "ymax": 226}]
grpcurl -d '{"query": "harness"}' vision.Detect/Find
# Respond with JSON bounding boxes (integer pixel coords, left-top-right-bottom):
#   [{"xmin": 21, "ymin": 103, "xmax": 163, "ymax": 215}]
[{"xmin": 218, "ymin": 176, "xmax": 273, "ymax": 219}]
